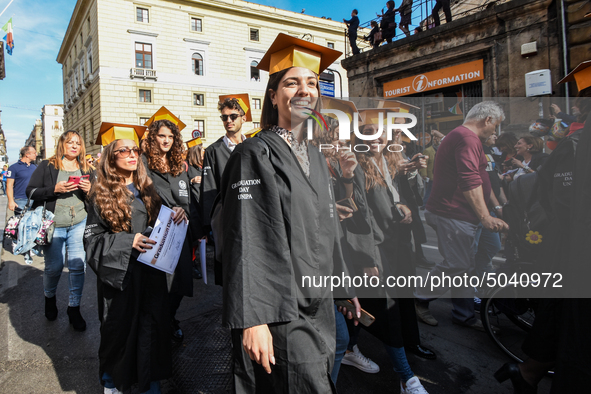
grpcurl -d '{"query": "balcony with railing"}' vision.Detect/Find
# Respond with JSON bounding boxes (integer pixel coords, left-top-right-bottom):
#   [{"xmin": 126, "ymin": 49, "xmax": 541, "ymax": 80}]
[{"xmin": 130, "ymin": 68, "xmax": 158, "ymax": 80}]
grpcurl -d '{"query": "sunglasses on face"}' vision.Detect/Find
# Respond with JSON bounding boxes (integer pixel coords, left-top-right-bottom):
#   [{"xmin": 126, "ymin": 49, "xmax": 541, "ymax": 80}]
[
  {"xmin": 114, "ymin": 147, "xmax": 140, "ymax": 158},
  {"xmin": 220, "ymin": 114, "xmax": 241, "ymax": 122}
]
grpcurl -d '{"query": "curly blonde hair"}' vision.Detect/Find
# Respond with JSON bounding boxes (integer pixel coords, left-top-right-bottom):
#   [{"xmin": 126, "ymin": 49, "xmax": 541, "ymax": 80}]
[{"xmin": 144, "ymin": 119, "xmax": 185, "ymax": 176}]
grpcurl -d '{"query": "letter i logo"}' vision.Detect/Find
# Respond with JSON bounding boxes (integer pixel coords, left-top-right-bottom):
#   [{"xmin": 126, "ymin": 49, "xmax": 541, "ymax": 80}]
[{"xmin": 412, "ymin": 75, "xmax": 428, "ymax": 92}]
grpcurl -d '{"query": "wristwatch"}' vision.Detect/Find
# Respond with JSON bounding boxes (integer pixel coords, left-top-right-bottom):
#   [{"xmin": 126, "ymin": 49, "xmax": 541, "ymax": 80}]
[{"xmin": 523, "ymin": 165, "xmax": 531, "ymax": 172}]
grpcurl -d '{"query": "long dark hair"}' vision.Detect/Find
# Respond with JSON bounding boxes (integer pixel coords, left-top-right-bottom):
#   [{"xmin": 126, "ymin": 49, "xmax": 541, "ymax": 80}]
[
  {"xmin": 144, "ymin": 119, "xmax": 185, "ymax": 176},
  {"xmin": 186, "ymin": 144, "xmax": 203, "ymax": 168},
  {"xmin": 260, "ymin": 67, "xmax": 322, "ymax": 131},
  {"xmin": 355, "ymin": 125, "xmax": 403, "ymax": 192},
  {"xmin": 89, "ymin": 140, "xmax": 161, "ymax": 233}
]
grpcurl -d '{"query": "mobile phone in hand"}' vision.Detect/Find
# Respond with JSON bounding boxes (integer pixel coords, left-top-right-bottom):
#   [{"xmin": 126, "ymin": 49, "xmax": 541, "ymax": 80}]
[
  {"xmin": 334, "ymin": 299, "xmax": 376, "ymax": 327},
  {"xmin": 67, "ymin": 175, "xmax": 90, "ymax": 185},
  {"xmin": 408, "ymin": 154, "xmax": 426, "ymax": 163},
  {"xmin": 336, "ymin": 197, "xmax": 358, "ymax": 212}
]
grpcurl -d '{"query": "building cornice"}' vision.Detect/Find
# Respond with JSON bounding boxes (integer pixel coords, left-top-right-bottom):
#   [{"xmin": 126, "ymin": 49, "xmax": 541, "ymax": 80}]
[
  {"xmin": 183, "ymin": 38, "xmax": 210, "ymax": 45},
  {"xmin": 127, "ymin": 29, "xmax": 159, "ymax": 37},
  {"xmin": 243, "ymin": 47, "xmax": 266, "ymax": 53}
]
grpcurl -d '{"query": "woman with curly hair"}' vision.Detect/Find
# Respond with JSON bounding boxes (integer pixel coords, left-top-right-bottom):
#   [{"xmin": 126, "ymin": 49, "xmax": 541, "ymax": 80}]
[
  {"xmin": 84, "ymin": 136, "xmax": 170, "ymax": 394},
  {"xmin": 142, "ymin": 119, "xmax": 194, "ymax": 342},
  {"xmin": 26, "ymin": 130, "xmax": 92, "ymax": 331}
]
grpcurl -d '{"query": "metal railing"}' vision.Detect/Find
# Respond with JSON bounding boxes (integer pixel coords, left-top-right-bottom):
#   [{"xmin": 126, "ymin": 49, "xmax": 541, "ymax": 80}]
[{"xmin": 344, "ymin": 0, "xmax": 504, "ymax": 57}]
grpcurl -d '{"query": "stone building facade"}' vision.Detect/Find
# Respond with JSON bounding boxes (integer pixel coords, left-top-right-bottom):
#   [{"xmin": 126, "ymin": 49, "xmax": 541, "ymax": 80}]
[
  {"xmin": 40, "ymin": 105, "xmax": 64, "ymax": 159},
  {"xmin": 57, "ymin": 0, "xmax": 350, "ymax": 154},
  {"xmin": 342, "ymin": 0, "xmax": 571, "ymax": 137}
]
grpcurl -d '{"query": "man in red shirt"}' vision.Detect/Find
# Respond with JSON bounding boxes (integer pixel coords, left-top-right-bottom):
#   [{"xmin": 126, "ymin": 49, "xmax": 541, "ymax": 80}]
[{"xmin": 415, "ymin": 101, "xmax": 508, "ymax": 330}]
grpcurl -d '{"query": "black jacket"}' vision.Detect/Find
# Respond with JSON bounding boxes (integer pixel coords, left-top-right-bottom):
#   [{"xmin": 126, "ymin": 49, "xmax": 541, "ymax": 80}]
[
  {"xmin": 200, "ymin": 136, "xmax": 232, "ymax": 230},
  {"xmin": 26, "ymin": 160, "xmax": 92, "ymax": 213},
  {"xmin": 530, "ymin": 151, "xmax": 550, "ymax": 172}
]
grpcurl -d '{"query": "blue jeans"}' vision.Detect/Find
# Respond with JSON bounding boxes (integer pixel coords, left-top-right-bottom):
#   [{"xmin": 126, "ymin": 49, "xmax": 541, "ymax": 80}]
[
  {"xmin": 332, "ymin": 305, "xmax": 349, "ymax": 384},
  {"xmin": 14, "ymin": 198, "xmax": 29, "ymax": 215},
  {"xmin": 43, "ymin": 218, "xmax": 87, "ymax": 307},
  {"xmin": 1, "ymin": 180, "xmax": 6, "ymax": 194},
  {"xmin": 474, "ymin": 210, "xmax": 501, "ymax": 277},
  {"xmin": 417, "ymin": 211, "xmax": 479, "ymax": 324},
  {"xmin": 102, "ymin": 372, "xmax": 161, "ymax": 394},
  {"xmin": 384, "ymin": 345, "xmax": 414, "ymax": 382}
]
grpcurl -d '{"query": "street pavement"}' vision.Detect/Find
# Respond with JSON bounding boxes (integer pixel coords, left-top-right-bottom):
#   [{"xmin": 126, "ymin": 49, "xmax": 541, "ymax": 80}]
[{"xmin": 0, "ymin": 196, "xmax": 552, "ymax": 393}]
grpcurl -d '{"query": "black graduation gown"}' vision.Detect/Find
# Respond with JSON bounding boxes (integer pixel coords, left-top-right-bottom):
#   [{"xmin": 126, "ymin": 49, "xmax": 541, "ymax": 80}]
[
  {"xmin": 327, "ymin": 160, "xmax": 377, "ymax": 280},
  {"xmin": 187, "ymin": 164, "xmax": 205, "ymax": 239},
  {"xmin": 201, "ymin": 137, "xmax": 232, "ymax": 285},
  {"xmin": 353, "ymin": 167, "xmax": 417, "ymax": 348},
  {"xmin": 201, "ymin": 136, "xmax": 231, "ymax": 229},
  {"xmin": 141, "ymin": 155, "xmax": 193, "ymax": 297},
  {"xmin": 221, "ymin": 131, "xmax": 339, "ymax": 394},
  {"xmin": 84, "ymin": 198, "xmax": 171, "ymax": 393},
  {"xmin": 550, "ymin": 120, "xmax": 591, "ymax": 393}
]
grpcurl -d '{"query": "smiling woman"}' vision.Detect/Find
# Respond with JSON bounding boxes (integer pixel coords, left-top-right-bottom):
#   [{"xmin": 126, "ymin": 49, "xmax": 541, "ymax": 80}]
[{"xmin": 220, "ymin": 34, "xmax": 347, "ymax": 393}]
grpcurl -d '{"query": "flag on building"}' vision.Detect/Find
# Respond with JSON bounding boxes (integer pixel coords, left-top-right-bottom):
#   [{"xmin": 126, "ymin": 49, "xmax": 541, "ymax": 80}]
[
  {"xmin": 448, "ymin": 91, "xmax": 463, "ymax": 115},
  {"xmin": 2, "ymin": 18, "xmax": 14, "ymax": 55}
]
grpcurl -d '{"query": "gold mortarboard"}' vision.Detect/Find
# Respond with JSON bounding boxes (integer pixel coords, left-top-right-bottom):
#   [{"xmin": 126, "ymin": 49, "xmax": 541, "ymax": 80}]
[
  {"xmin": 321, "ymin": 97, "xmax": 359, "ymax": 122},
  {"xmin": 257, "ymin": 33, "xmax": 342, "ymax": 75},
  {"xmin": 375, "ymin": 99, "xmax": 420, "ymax": 113},
  {"xmin": 244, "ymin": 128, "xmax": 262, "ymax": 138},
  {"xmin": 358, "ymin": 109, "xmax": 390, "ymax": 126},
  {"xmin": 558, "ymin": 61, "xmax": 591, "ymax": 92},
  {"xmin": 218, "ymin": 93, "xmax": 252, "ymax": 122},
  {"xmin": 96, "ymin": 122, "xmax": 147, "ymax": 146},
  {"xmin": 185, "ymin": 129, "xmax": 203, "ymax": 148},
  {"xmin": 144, "ymin": 106, "xmax": 187, "ymax": 131}
]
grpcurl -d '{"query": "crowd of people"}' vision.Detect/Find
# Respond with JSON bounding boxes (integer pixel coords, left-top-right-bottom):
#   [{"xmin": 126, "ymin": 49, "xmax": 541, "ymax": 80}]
[
  {"xmin": 344, "ymin": 0, "xmax": 453, "ymax": 53},
  {"xmin": 3, "ymin": 31, "xmax": 591, "ymax": 394}
]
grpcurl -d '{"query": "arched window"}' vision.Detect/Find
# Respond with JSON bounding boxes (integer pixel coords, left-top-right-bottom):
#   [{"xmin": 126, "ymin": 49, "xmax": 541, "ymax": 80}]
[
  {"xmin": 250, "ymin": 60, "xmax": 260, "ymax": 81},
  {"xmin": 192, "ymin": 53, "xmax": 203, "ymax": 76}
]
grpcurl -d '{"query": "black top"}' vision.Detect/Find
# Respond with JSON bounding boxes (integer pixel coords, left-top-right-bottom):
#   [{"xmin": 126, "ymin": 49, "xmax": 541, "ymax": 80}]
[
  {"xmin": 26, "ymin": 160, "xmax": 92, "ymax": 213},
  {"xmin": 200, "ymin": 136, "xmax": 231, "ymax": 230},
  {"xmin": 483, "ymin": 144, "xmax": 502, "ymax": 200},
  {"xmin": 344, "ymin": 15, "xmax": 360, "ymax": 30}
]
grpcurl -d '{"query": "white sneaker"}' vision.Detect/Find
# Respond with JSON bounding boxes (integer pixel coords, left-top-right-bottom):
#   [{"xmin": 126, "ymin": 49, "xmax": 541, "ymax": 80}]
[
  {"xmin": 401, "ymin": 376, "xmax": 429, "ymax": 394},
  {"xmin": 341, "ymin": 345, "xmax": 380, "ymax": 373},
  {"xmin": 104, "ymin": 388, "xmax": 123, "ymax": 394}
]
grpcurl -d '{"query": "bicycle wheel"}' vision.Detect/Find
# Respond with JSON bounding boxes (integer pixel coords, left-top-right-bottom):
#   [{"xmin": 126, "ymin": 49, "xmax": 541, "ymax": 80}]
[{"xmin": 480, "ymin": 285, "xmax": 535, "ymax": 363}]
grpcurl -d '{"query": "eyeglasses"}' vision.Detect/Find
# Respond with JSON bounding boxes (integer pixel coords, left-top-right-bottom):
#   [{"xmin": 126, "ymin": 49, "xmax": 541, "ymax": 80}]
[
  {"xmin": 114, "ymin": 147, "xmax": 140, "ymax": 158},
  {"xmin": 220, "ymin": 114, "xmax": 241, "ymax": 122}
]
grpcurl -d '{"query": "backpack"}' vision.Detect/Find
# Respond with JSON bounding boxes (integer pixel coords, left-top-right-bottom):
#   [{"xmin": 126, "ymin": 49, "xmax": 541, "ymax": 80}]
[{"xmin": 503, "ymin": 172, "xmax": 548, "ymax": 264}]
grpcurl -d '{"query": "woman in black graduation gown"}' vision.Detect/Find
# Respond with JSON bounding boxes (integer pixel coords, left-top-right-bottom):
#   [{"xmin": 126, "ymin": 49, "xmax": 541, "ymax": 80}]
[
  {"xmin": 349, "ymin": 119, "xmax": 430, "ymax": 393},
  {"xmin": 186, "ymin": 142, "xmax": 205, "ymax": 278},
  {"xmin": 84, "ymin": 138, "xmax": 170, "ymax": 394},
  {"xmin": 142, "ymin": 119, "xmax": 195, "ymax": 342},
  {"xmin": 186, "ymin": 143, "xmax": 204, "ymax": 214},
  {"xmin": 220, "ymin": 34, "xmax": 345, "ymax": 393}
]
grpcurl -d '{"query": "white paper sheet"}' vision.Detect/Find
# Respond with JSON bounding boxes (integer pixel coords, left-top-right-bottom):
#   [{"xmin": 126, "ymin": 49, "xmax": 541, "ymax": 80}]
[{"xmin": 137, "ymin": 205, "xmax": 188, "ymax": 274}]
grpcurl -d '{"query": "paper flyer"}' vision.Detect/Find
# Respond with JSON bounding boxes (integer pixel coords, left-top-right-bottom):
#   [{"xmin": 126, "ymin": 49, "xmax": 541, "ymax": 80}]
[{"xmin": 137, "ymin": 205, "xmax": 188, "ymax": 274}]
